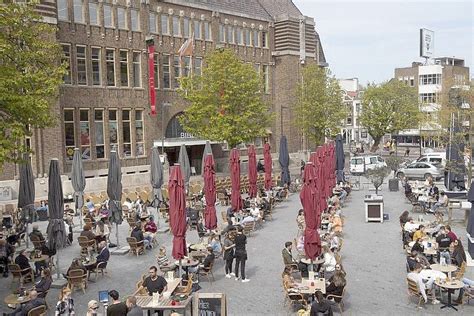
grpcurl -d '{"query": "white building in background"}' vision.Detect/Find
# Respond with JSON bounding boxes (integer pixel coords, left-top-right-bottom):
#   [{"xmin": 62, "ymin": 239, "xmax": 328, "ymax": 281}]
[{"xmin": 338, "ymin": 78, "xmax": 371, "ymax": 150}]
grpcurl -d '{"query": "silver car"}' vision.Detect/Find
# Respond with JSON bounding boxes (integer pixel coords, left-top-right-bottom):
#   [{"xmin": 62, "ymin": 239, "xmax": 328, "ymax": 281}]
[{"xmin": 396, "ymin": 162, "xmax": 443, "ymax": 180}]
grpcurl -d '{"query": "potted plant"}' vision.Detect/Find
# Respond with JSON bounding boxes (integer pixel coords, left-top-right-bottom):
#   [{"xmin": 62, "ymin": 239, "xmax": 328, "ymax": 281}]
[
  {"xmin": 366, "ymin": 166, "xmax": 390, "ymax": 195},
  {"xmin": 385, "ymin": 156, "xmax": 404, "ymax": 191}
]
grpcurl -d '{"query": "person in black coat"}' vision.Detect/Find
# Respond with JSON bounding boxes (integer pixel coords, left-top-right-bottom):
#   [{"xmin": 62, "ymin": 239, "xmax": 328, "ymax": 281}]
[
  {"xmin": 311, "ymin": 291, "xmax": 333, "ymax": 316},
  {"xmin": 14, "ymin": 249, "xmax": 32, "ymax": 275},
  {"xmin": 234, "ymin": 226, "xmax": 249, "ymax": 282}
]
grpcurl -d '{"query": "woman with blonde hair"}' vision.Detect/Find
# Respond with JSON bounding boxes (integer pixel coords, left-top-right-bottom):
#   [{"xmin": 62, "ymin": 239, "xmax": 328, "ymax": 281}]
[{"xmin": 55, "ymin": 287, "xmax": 75, "ymax": 315}]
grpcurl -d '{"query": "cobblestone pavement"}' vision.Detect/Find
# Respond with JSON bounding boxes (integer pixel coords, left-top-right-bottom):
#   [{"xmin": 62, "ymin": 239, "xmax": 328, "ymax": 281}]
[{"xmin": 1, "ymin": 178, "xmax": 473, "ymax": 315}]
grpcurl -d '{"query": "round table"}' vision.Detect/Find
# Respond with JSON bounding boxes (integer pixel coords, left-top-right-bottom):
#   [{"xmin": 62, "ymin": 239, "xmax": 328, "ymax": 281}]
[
  {"xmin": 430, "ymin": 264, "xmax": 457, "ymax": 274},
  {"xmin": 4, "ymin": 294, "xmax": 31, "ymax": 305},
  {"xmin": 189, "ymin": 243, "xmax": 207, "ymax": 251},
  {"xmin": 29, "ymin": 255, "xmax": 49, "ymax": 263},
  {"xmin": 175, "ymin": 258, "xmax": 199, "ymax": 274},
  {"xmin": 434, "ymin": 279, "xmax": 464, "ymax": 311},
  {"xmin": 300, "ymin": 257, "xmax": 325, "ymax": 265}
]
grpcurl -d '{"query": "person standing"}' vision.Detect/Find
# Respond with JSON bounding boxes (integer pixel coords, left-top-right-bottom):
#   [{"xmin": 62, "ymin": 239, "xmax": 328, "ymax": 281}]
[
  {"xmin": 55, "ymin": 287, "xmax": 75, "ymax": 315},
  {"xmin": 106, "ymin": 290, "xmax": 128, "ymax": 316},
  {"xmin": 234, "ymin": 226, "xmax": 249, "ymax": 283},
  {"xmin": 223, "ymin": 233, "xmax": 235, "ymax": 278}
]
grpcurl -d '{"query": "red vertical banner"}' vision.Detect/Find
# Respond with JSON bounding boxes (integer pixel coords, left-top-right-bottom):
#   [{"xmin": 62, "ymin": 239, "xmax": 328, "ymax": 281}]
[{"xmin": 147, "ymin": 44, "xmax": 156, "ymax": 116}]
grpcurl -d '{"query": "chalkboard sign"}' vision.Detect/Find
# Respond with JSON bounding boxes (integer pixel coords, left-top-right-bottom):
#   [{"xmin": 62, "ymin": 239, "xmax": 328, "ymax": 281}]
[{"xmin": 193, "ymin": 293, "xmax": 227, "ymax": 316}]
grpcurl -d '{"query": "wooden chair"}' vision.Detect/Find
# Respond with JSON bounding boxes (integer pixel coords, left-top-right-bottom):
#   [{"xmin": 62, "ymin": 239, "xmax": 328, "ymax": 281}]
[
  {"xmin": 88, "ymin": 261, "xmax": 108, "ymax": 281},
  {"xmin": 217, "ymin": 192, "xmax": 229, "ymax": 206},
  {"xmin": 198, "ymin": 261, "xmax": 215, "ymax": 284},
  {"xmin": 67, "ymin": 269, "xmax": 87, "ymax": 294},
  {"xmin": 407, "ymin": 278, "xmax": 424, "ymax": 308},
  {"xmin": 78, "ymin": 236, "xmax": 97, "ymax": 256},
  {"xmin": 243, "ymin": 221, "xmax": 255, "ymax": 236},
  {"xmin": 135, "ymin": 279, "xmax": 148, "ymax": 295},
  {"xmin": 30, "ymin": 236, "xmax": 46, "ymax": 250},
  {"xmin": 127, "ymin": 237, "xmax": 145, "ymax": 256},
  {"xmin": 221, "ymin": 211, "xmax": 228, "ymax": 223},
  {"xmin": 285, "ymin": 291, "xmax": 308, "ymax": 309},
  {"xmin": 27, "ymin": 305, "xmax": 47, "ymax": 316},
  {"xmin": 327, "ymin": 287, "xmax": 346, "ymax": 313},
  {"xmin": 8, "ymin": 263, "xmax": 34, "ymax": 286},
  {"xmin": 127, "ymin": 217, "xmax": 137, "ymax": 232},
  {"xmin": 175, "ymin": 275, "xmax": 193, "ymax": 295},
  {"xmin": 453, "ymin": 261, "xmax": 466, "ymax": 280}
]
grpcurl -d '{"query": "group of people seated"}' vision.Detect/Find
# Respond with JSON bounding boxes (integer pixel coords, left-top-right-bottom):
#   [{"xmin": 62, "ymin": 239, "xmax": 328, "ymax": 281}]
[
  {"xmin": 130, "ymin": 217, "xmax": 158, "ymax": 249},
  {"xmin": 403, "ymin": 177, "xmax": 449, "ymax": 220}
]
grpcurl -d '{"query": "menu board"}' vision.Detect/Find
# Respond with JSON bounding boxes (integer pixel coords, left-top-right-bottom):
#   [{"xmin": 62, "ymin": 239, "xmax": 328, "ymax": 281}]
[{"xmin": 193, "ymin": 293, "xmax": 227, "ymax": 316}]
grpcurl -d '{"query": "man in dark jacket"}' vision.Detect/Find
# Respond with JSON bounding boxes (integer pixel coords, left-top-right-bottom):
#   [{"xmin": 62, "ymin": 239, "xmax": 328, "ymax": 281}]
[
  {"xmin": 310, "ymin": 291, "xmax": 333, "ymax": 316},
  {"xmin": 131, "ymin": 222, "xmax": 149, "ymax": 248},
  {"xmin": 14, "ymin": 249, "xmax": 32, "ymax": 275},
  {"xmin": 6, "ymin": 290, "xmax": 45, "ymax": 316}
]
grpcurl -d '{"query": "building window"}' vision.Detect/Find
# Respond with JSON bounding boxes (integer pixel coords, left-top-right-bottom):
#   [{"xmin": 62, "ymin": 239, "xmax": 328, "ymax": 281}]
[
  {"xmin": 236, "ymin": 27, "xmax": 243, "ymax": 45},
  {"xmin": 454, "ymin": 74, "xmax": 466, "ymax": 85},
  {"xmin": 194, "ymin": 20, "xmax": 201, "ymax": 39},
  {"xmin": 193, "ymin": 57, "xmax": 202, "ymax": 76},
  {"xmin": 132, "ymin": 51, "xmax": 141, "ymax": 88},
  {"xmin": 119, "ymin": 50, "xmax": 129, "ymax": 87},
  {"xmin": 89, "ymin": 2, "xmax": 99, "ymax": 26},
  {"xmin": 183, "ymin": 18, "xmax": 190, "ymax": 38},
  {"xmin": 117, "ymin": 7, "xmax": 127, "ymax": 30},
  {"xmin": 153, "ymin": 53, "xmax": 159, "ymax": 89},
  {"xmin": 172, "ymin": 16, "xmax": 180, "ymax": 36},
  {"xmin": 64, "ymin": 109, "xmax": 75, "ymax": 161},
  {"xmin": 410, "ymin": 78, "xmax": 415, "ymax": 87},
  {"xmin": 106, "ymin": 49, "xmax": 115, "ymax": 86},
  {"xmin": 262, "ymin": 65, "xmax": 269, "ymax": 93},
  {"xmin": 73, "ymin": 0, "xmax": 84, "ymax": 23},
  {"xmin": 261, "ymin": 31, "xmax": 268, "ymax": 48},
  {"xmin": 135, "ymin": 110, "xmax": 144, "ymax": 156},
  {"xmin": 94, "ymin": 109, "xmax": 105, "ymax": 159},
  {"xmin": 91, "ymin": 47, "xmax": 101, "ymax": 86},
  {"xmin": 79, "ymin": 109, "xmax": 91, "ymax": 160},
  {"xmin": 149, "ymin": 13, "xmax": 157, "ymax": 33},
  {"xmin": 183, "ymin": 56, "xmax": 190, "ymax": 77},
  {"xmin": 173, "ymin": 56, "xmax": 181, "ymax": 88},
  {"xmin": 204, "ymin": 22, "xmax": 211, "ymax": 41},
  {"xmin": 104, "ymin": 4, "xmax": 113, "ymax": 28},
  {"xmin": 244, "ymin": 29, "xmax": 250, "ymax": 45},
  {"xmin": 219, "ymin": 24, "xmax": 225, "ymax": 43},
  {"xmin": 76, "ymin": 45, "xmax": 87, "ymax": 86},
  {"xmin": 252, "ymin": 30, "xmax": 258, "ymax": 47},
  {"xmin": 57, "ymin": 0, "xmax": 69, "ymax": 21},
  {"xmin": 109, "ymin": 109, "xmax": 119, "ymax": 150},
  {"xmin": 420, "ymin": 93, "xmax": 438, "ymax": 103},
  {"xmin": 227, "ymin": 26, "xmax": 234, "ymax": 44},
  {"xmin": 130, "ymin": 9, "xmax": 140, "ymax": 31},
  {"xmin": 419, "ymin": 74, "xmax": 442, "ymax": 85},
  {"xmin": 254, "ymin": 63, "xmax": 260, "ymax": 74},
  {"xmin": 122, "ymin": 110, "xmax": 131, "ymax": 157},
  {"xmin": 162, "ymin": 54, "xmax": 170, "ymax": 89},
  {"xmin": 161, "ymin": 15, "xmax": 169, "ymax": 35},
  {"xmin": 61, "ymin": 44, "xmax": 72, "ymax": 84}
]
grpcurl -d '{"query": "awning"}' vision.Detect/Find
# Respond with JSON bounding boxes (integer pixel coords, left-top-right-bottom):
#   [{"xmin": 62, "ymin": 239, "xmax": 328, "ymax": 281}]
[{"xmin": 153, "ymin": 138, "xmax": 221, "ymax": 148}]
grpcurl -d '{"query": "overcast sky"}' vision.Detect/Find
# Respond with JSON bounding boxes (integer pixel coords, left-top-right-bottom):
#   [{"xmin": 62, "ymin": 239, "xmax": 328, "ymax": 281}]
[{"xmin": 293, "ymin": 0, "xmax": 473, "ymax": 85}]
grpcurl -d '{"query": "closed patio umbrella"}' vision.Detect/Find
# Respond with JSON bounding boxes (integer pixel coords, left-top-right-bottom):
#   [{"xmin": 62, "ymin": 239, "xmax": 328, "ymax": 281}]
[
  {"xmin": 264, "ymin": 143, "xmax": 272, "ymax": 191},
  {"xmin": 248, "ymin": 145, "xmax": 258, "ymax": 198},
  {"xmin": 335, "ymin": 135, "xmax": 345, "ymax": 183},
  {"xmin": 18, "ymin": 155, "xmax": 35, "ymax": 247},
  {"xmin": 169, "ymin": 164, "xmax": 187, "ymax": 276},
  {"xmin": 71, "ymin": 148, "xmax": 86, "ymax": 229},
  {"xmin": 467, "ymin": 181, "xmax": 474, "ymax": 237},
  {"xmin": 46, "ymin": 159, "xmax": 67, "ymax": 279},
  {"xmin": 203, "ymin": 154, "xmax": 217, "ymax": 230},
  {"xmin": 150, "ymin": 147, "xmax": 164, "ymax": 207},
  {"xmin": 300, "ymin": 162, "xmax": 321, "ymax": 260},
  {"xmin": 178, "ymin": 144, "xmax": 191, "ymax": 191},
  {"xmin": 107, "ymin": 150, "xmax": 123, "ymax": 246},
  {"xmin": 201, "ymin": 141, "xmax": 213, "ymax": 176},
  {"xmin": 230, "ymin": 149, "xmax": 242, "ymax": 211},
  {"xmin": 279, "ymin": 136, "xmax": 291, "ymax": 186},
  {"xmin": 445, "ymin": 140, "xmax": 465, "ymax": 191}
]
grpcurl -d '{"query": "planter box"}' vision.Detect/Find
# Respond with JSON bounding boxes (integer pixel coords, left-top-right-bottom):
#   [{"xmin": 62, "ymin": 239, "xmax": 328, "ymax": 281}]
[
  {"xmin": 365, "ymin": 195, "xmax": 384, "ymax": 223},
  {"xmin": 388, "ymin": 179, "xmax": 399, "ymax": 192}
]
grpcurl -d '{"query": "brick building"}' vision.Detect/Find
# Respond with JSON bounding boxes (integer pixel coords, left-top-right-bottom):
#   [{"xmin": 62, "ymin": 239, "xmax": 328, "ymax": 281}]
[{"xmin": 1, "ymin": 0, "xmax": 327, "ymax": 184}]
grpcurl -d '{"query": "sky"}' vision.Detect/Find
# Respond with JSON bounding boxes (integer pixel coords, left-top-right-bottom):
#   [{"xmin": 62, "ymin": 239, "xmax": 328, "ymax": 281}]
[{"xmin": 293, "ymin": 0, "xmax": 473, "ymax": 85}]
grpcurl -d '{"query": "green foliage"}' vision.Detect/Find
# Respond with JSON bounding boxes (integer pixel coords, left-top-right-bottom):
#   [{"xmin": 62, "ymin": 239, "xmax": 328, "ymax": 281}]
[
  {"xmin": 0, "ymin": 2, "xmax": 66, "ymax": 166},
  {"xmin": 360, "ymin": 80, "xmax": 421, "ymax": 151},
  {"xmin": 366, "ymin": 166, "xmax": 390, "ymax": 194},
  {"xmin": 294, "ymin": 65, "xmax": 346, "ymax": 145},
  {"xmin": 385, "ymin": 156, "xmax": 404, "ymax": 177},
  {"xmin": 177, "ymin": 49, "xmax": 272, "ymax": 149}
]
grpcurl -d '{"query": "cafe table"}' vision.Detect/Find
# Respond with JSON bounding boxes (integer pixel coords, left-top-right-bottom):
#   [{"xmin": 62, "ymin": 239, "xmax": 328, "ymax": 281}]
[
  {"xmin": 298, "ymin": 278, "xmax": 326, "ymax": 295},
  {"xmin": 434, "ymin": 279, "xmax": 464, "ymax": 311},
  {"xmin": 136, "ymin": 294, "xmax": 193, "ymax": 314},
  {"xmin": 189, "ymin": 243, "xmax": 207, "ymax": 251},
  {"xmin": 430, "ymin": 264, "xmax": 458, "ymax": 279},
  {"xmin": 174, "ymin": 258, "xmax": 199, "ymax": 274},
  {"xmin": 29, "ymin": 255, "xmax": 49, "ymax": 263},
  {"xmin": 300, "ymin": 257, "xmax": 325, "ymax": 265},
  {"xmin": 4, "ymin": 293, "xmax": 31, "ymax": 305}
]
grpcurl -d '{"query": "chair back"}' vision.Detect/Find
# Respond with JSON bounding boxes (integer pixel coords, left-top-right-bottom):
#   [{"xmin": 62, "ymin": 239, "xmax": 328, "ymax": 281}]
[
  {"xmin": 8, "ymin": 264, "xmax": 21, "ymax": 277},
  {"xmin": 27, "ymin": 305, "xmax": 47, "ymax": 316},
  {"xmin": 243, "ymin": 221, "xmax": 255, "ymax": 235},
  {"xmin": 127, "ymin": 237, "xmax": 142, "ymax": 252},
  {"xmin": 454, "ymin": 261, "xmax": 466, "ymax": 280},
  {"xmin": 407, "ymin": 278, "xmax": 421, "ymax": 296}
]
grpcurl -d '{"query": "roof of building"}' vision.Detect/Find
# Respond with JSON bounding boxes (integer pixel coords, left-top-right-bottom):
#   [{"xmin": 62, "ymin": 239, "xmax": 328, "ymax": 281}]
[{"xmin": 257, "ymin": 0, "xmax": 302, "ymax": 18}]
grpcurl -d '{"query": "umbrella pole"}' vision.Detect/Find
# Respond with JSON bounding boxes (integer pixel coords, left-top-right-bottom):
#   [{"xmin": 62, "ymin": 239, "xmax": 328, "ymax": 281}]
[
  {"xmin": 116, "ymin": 223, "xmax": 119, "ymax": 247},
  {"xmin": 56, "ymin": 253, "xmax": 61, "ymax": 280},
  {"xmin": 179, "ymin": 259, "xmax": 183, "ymax": 279}
]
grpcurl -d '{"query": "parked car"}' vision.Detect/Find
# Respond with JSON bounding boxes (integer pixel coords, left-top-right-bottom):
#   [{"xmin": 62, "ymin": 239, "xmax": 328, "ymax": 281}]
[
  {"xmin": 396, "ymin": 162, "xmax": 443, "ymax": 180},
  {"xmin": 416, "ymin": 152, "xmax": 446, "ymax": 168},
  {"xmin": 350, "ymin": 155, "xmax": 387, "ymax": 175}
]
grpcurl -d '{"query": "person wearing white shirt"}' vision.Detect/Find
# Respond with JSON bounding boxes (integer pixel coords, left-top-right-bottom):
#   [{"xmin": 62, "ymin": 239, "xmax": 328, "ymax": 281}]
[
  {"xmin": 240, "ymin": 214, "xmax": 255, "ymax": 225},
  {"xmin": 404, "ymin": 219, "xmax": 420, "ymax": 233},
  {"xmin": 407, "ymin": 264, "xmax": 441, "ymax": 305},
  {"xmin": 249, "ymin": 203, "xmax": 261, "ymax": 219},
  {"xmin": 321, "ymin": 246, "xmax": 337, "ymax": 280}
]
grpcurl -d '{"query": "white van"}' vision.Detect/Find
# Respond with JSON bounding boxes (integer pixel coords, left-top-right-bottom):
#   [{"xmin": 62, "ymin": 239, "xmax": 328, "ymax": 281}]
[
  {"xmin": 416, "ymin": 152, "xmax": 446, "ymax": 168},
  {"xmin": 350, "ymin": 155, "xmax": 387, "ymax": 175}
]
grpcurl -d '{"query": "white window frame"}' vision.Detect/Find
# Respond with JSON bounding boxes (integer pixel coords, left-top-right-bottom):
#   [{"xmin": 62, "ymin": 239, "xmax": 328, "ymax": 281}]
[
  {"xmin": 161, "ymin": 14, "xmax": 170, "ymax": 35},
  {"xmin": 79, "ymin": 109, "xmax": 91, "ymax": 160},
  {"xmin": 193, "ymin": 20, "xmax": 201, "ymax": 39},
  {"xmin": 204, "ymin": 21, "xmax": 211, "ymax": 41},
  {"xmin": 57, "ymin": 0, "xmax": 69, "ymax": 21},
  {"xmin": 162, "ymin": 54, "xmax": 171, "ymax": 89},
  {"xmin": 132, "ymin": 51, "xmax": 141, "ymax": 88},
  {"xmin": 172, "ymin": 16, "xmax": 181, "ymax": 37},
  {"xmin": 61, "ymin": 43, "xmax": 72, "ymax": 85},
  {"xmin": 76, "ymin": 45, "xmax": 88, "ymax": 86},
  {"xmin": 119, "ymin": 50, "xmax": 129, "ymax": 87},
  {"xmin": 149, "ymin": 12, "xmax": 157, "ymax": 34},
  {"xmin": 94, "ymin": 108, "xmax": 106, "ymax": 159},
  {"xmin": 88, "ymin": 2, "xmax": 99, "ymax": 26},
  {"xmin": 91, "ymin": 46, "xmax": 101, "ymax": 86},
  {"xmin": 130, "ymin": 9, "xmax": 140, "ymax": 32},
  {"xmin": 117, "ymin": 7, "xmax": 127, "ymax": 30},
  {"xmin": 154, "ymin": 53, "xmax": 160, "ymax": 89},
  {"xmin": 103, "ymin": 4, "xmax": 114, "ymax": 28},
  {"xmin": 64, "ymin": 109, "xmax": 76, "ymax": 161},
  {"xmin": 135, "ymin": 109, "xmax": 145, "ymax": 157},
  {"xmin": 105, "ymin": 48, "xmax": 116, "ymax": 87},
  {"xmin": 122, "ymin": 109, "xmax": 132, "ymax": 158},
  {"xmin": 73, "ymin": 0, "xmax": 84, "ymax": 24},
  {"xmin": 108, "ymin": 109, "xmax": 119, "ymax": 152}
]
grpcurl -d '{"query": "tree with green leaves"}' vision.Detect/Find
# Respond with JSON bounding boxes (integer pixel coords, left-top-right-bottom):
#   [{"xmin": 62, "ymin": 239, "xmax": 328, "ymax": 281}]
[
  {"xmin": 366, "ymin": 166, "xmax": 390, "ymax": 195},
  {"xmin": 0, "ymin": 2, "xmax": 66, "ymax": 167},
  {"xmin": 294, "ymin": 65, "xmax": 346, "ymax": 145},
  {"xmin": 360, "ymin": 80, "xmax": 421, "ymax": 152},
  {"xmin": 177, "ymin": 49, "xmax": 271, "ymax": 149}
]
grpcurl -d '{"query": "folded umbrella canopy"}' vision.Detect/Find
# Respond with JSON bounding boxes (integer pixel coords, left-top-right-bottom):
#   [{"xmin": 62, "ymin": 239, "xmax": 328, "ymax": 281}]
[
  {"xmin": 264, "ymin": 143, "xmax": 273, "ymax": 190},
  {"xmin": 46, "ymin": 159, "xmax": 67, "ymax": 278},
  {"xmin": 467, "ymin": 181, "xmax": 474, "ymax": 237},
  {"xmin": 18, "ymin": 155, "xmax": 35, "ymax": 224},
  {"xmin": 230, "ymin": 148, "xmax": 242, "ymax": 211},
  {"xmin": 445, "ymin": 137, "xmax": 465, "ymax": 191},
  {"xmin": 279, "ymin": 136, "xmax": 291, "ymax": 186},
  {"xmin": 169, "ymin": 164, "xmax": 187, "ymax": 260},
  {"xmin": 335, "ymin": 135, "xmax": 345, "ymax": 183},
  {"xmin": 178, "ymin": 144, "xmax": 191, "ymax": 190},
  {"xmin": 107, "ymin": 150, "xmax": 123, "ymax": 246},
  {"xmin": 203, "ymin": 154, "xmax": 217, "ymax": 230},
  {"xmin": 150, "ymin": 147, "xmax": 164, "ymax": 207},
  {"xmin": 201, "ymin": 141, "xmax": 213, "ymax": 176},
  {"xmin": 300, "ymin": 162, "xmax": 321, "ymax": 260},
  {"xmin": 248, "ymin": 145, "xmax": 258, "ymax": 198},
  {"xmin": 71, "ymin": 148, "xmax": 86, "ymax": 228}
]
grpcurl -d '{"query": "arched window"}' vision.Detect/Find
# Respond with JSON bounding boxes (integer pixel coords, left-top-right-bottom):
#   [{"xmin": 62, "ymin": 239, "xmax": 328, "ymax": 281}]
[{"xmin": 165, "ymin": 113, "xmax": 194, "ymax": 139}]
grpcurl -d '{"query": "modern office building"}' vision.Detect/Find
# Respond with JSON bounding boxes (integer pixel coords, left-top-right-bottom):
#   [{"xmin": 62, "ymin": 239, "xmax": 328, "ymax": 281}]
[{"xmin": 1, "ymin": 0, "xmax": 327, "ymax": 184}]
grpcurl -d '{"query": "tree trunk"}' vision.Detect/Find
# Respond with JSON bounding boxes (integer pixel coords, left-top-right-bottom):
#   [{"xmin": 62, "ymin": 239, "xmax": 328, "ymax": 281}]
[{"xmin": 371, "ymin": 137, "xmax": 381, "ymax": 152}]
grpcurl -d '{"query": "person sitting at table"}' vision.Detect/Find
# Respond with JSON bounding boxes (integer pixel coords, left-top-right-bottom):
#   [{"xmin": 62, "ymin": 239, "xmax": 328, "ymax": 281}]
[
  {"xmin": 209, "ymin": 234, "xmax": 222, "ymax": 256},
  {"xmin": 436, "ymin": 226, "xmax": 452, "ymax": 264},
  {"xmin": 249, "ymin": 203, "xmax": 262, "ymax": 220},
  {"xmin": 94, "ymin": 216, "xmax": 110, "ymax": 244},
  {"xmin": 156, "ymin": 246, "xmax": 177, "ymax": 271},
  {"xmin": 411, "ymin": 238, "xmax": 424, "ymax": 253},
  {"xmin": 134, "ymin": 266, "xmax": 168, "ymax": 296},
  {"xmin": 107, "ymin": 290, "xmax": 128, "ymax": 316},
  {"xmin": 29, "ymin": 225, "xmax": 45, "ymax": 242},
  {"xmin": 323, "ymin": 233, "xmax": 340, "ymax": 253},
  {"xmin": 412, "ymin": 225, "xmax": 426, "ymax": 241},
  {"xmin": 87, "ymin": 241, "xmax": 109, "ymax": 271},
  {"xmin": 126, "ymin": 295, "xmax": 143, "ymax": 316},
  {"xmin": 0, "ymin": 239, "xmax": 14, "ymax": 277},
  {"xmin": 189, "ymin": 246, "xmax": 216, "ymax": 275},
  {"xmin": 320, "ymin": 246, "xmax": 337, "ymax": 279},
  {"xmin": 445, "ymin": 225, "xmax": 458, "ymax": 241},
  {"xmin": 428, "ymin": 191, "xmax": 447, "ymax": 214},
  {"xmin": 65, "ymin": 258, "xmax": 87, "ymax": 276},
  {"xmin": 334, "ymin": 182, "xmax": 348, "ymax": 203},
  {"xmin": 454, "ymin": 277, "xmax": 474, "ymax": 304},
  {"xmin": 123, "ymin": 198, "xmax": 134, "ymax": 211},
  {"xmin": 139, "ymin": 206, "xmax": 150, "ymax": 220},
  {"xmin": 296, "ymin": 209, "xmax": 306, "ymax": 234},
  {"xmin": 403, "ymin": 218, "xmax": 419, "ymax": 233},
  {"xmin": 196, "ymin": 218, "xmax": 207, "ymax": 241},
  {"xmin": 240, "ymin": 211, "xmax": 256, "ymax": 226},
  {"xmin": 131, "ymin": 222, "xmax": 150, "ymax": 249},
  {"xmin": 407, "ymin": 250, "xmax": 419, "ymax": 271},
  {"xmin": 328, "ymin": 212, "xmax": 342, "ymax": 234},
  {"xmin": 86, "ymin": 198, "xmax": 95, "ymax": 212},
  {"xmin": 15, "ymin": 249, "xmax": 32, "ymax": 275},
  {"xmin": 310, "ymin": 291, "xmax": 333, "ymax": 316},
  {"xmin": 5, "ymin": 290, "xmax": 46, "ymax": 316},
  {"xmin": 296, "ymin": 235, "xmax": 305, "ymax": 253},
  {"xmin": 407, "ymin": 263, "xmax": 440, "ymax": 305},
  {"xmin": 281, "ymin": 266, "xmax": 298, "ymax": 290},
  {"xmin": 452, "ymin": 239, "xmax": 466, "ymax": 267},
  {"xmin": 86, "ymin": 300, "xmax": 98, "ymax": 316},
  {"xmin": 143, "ymin": 216, "xmax": 157, "ymax": 246},
  {"xmin": 34, "ymin": 243, "xmax": 55, "ymax": 277},
  {"xmin": 325, "ymin": 270, "xmax": 346, "ymax": 303},
  {"xmin": 34, "ymin": 268, "xmax": 52, "ymax": 298},
  {"xmin": 399, "ymin": 210, "xmax": 410, "ymax": 227},
  {"xmin": 80, "ymin": 224, "xmax": 96, "ymax": 241},
  {"xmin": 84, "ymin": 212, "xmax": 97, "ymax": 225},
  {"xmin": 56, "ymin": 287, "xmax": 75, "ymax": 315}
]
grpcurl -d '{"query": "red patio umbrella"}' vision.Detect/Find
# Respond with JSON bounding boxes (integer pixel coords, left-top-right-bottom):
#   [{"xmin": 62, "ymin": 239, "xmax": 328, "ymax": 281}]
[
  {"xmin": 203, "ymin": 154, "xmax": 217, "ymax": 230},
  {"xmin": 316, "ymin": 148, "xmax": 328, "ymax": 213},
  {"xmin": 264, "ymin": 143, "xmax": 272, "ymax": 190},
  {"xmin": 248, "ymin": 145, "xmax": 258, "ymax": 198},
  {"xmin": 168, "ymin": 165, "xmax": 187, "ymax": 260},
  {"xmin": 230, "ymin": 149, "xmax": 242, "ymax": 211},
  {"xmin": 300, "ymin": 162, "xmax": 321, "ymax": 260}
]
